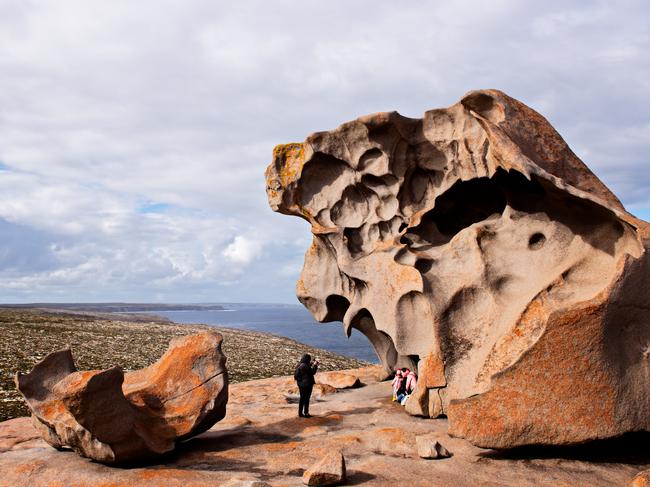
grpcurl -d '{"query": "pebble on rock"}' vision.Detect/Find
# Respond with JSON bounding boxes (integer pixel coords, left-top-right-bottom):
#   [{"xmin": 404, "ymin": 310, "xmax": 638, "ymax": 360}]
[{"xmin": 416, "ymin": 434, "xmax": 452, "ymax": 459}]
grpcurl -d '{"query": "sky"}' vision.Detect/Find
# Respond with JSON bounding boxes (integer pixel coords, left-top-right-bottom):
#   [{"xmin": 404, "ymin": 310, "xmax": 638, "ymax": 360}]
[{"xmin": 0, "ymin": 0, "xmax": 648, "ymax": 304}]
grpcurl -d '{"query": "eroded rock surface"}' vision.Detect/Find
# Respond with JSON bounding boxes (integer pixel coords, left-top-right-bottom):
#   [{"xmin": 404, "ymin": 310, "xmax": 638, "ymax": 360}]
[
  {"xmin": 2, "ymin": 369, "xmax": 649, "ymax": 486},
  {"xmin": 265, "ymin": 89, "xmax": 650, "ymax": 448},
  {"xmin": 15, "ymin": 331, "xmax": 228, "ymax": 463}
]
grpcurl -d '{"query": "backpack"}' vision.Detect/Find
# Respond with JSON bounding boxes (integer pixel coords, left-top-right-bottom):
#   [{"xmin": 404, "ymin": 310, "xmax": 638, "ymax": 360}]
[{"xmin": 294, "ymin": 364, "xmax": 302, "ymax": 381}]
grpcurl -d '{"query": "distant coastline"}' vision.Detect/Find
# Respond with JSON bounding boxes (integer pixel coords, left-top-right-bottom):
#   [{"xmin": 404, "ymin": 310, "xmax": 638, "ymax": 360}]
[
  {"xmin": 0, "ymin": 307, "xmax": 369, "ymax": 422},
  {"xmin": 0, "ymin": 302, "xmax": 378, "ymax": 363},
  {"xmin": 0, "ymin": 303, "xmax": 226, "ymax": 324},
  {"xmin": 0, "ymin": 302, "xmax": 226, "ymax": 313}
]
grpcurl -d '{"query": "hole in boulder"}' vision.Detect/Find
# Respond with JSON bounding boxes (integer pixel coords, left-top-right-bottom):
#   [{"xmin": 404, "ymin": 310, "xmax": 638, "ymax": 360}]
[
  {"xmin": 408, "ymin": 169, "xmax": 545, "ymax": 248},
  {"xmin": 330, "ymin": 184, "xmax": 375, "ymax": 228},
  {"xmin": 358, "ymin": 148, "xmax": 384, "ymax": 170},
  {"xmin": 358, "ymin": 148, "xmax": 387, "ymax": 176},
  {"xmin": 528, "ymin": 232, "xmax": 546, "ymax": 250},
  {"xmin": 400, "ymin": 235, "xmax": 413, "ymax": 246},
  {"xmin": 461, "ymin": 92, "xmax": 504, "ymax": 123},
  {"xmin": 425, "ymin": 177, "xmax": 507, "ymax": 236},
  {"xmin": 462, "ymin": 92, "xmax": 494, "ymax": 114},
  {"xmin": 361, "ymin": 173, "xmax": 386, "ymax": 188},
  {"xmin": 343, "ymin": 227, "xmax": 364, "ymax": 255},
  {"xmin": 323, "ymin": 295, "xmax": 350, "ymax": 322},
  {"xmin": 349, "ymin": 309, "xmax": 400, "ymax": 369},
  {"xmin": 298, "ymin": 152, "xmax": 353, "ymax": 208},
  {"xmin": 408, "ymin": 354, "xmax": 421, "ymax": 369},
  {"xmin": 414, "ymin": 258, "xmax": 434, "ymax": 274}
]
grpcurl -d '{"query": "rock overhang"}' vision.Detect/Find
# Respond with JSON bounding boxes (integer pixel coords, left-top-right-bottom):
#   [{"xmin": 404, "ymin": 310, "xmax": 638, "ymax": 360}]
[{"xmin": 265, "ymin": 89, "xmax": 650, "ymax": 448}]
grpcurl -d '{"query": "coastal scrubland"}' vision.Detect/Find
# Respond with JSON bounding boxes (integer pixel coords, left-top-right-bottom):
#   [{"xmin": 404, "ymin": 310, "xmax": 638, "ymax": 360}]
[{"xmin": 0, "ymin": 308, "xmax": 368, "ymax": 422}]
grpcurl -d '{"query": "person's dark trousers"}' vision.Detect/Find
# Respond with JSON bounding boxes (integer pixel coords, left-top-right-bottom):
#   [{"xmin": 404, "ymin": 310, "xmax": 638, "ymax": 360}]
[{"xmin": 298, "ymin": 384, "xmax": 313, "ymax": 416}]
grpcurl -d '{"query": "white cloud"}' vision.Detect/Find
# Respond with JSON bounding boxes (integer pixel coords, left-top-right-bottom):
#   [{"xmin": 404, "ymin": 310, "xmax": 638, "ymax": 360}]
[
  {"xmin": 0, "ymin": 0, "xmax": 647, "ymax": 302},
  {"xmin": 222, "ymin": 236, "xmax": 263, "ymax": 266}
]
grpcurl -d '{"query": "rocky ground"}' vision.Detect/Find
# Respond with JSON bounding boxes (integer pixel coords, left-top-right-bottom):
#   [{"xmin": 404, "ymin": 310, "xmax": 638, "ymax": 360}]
[
  {"xmin": 0, "ymin": 308, "xmax": 368, "ymax": 422},
  {"xmin": 1, "ymin": 366, "xmax": 649, "ymax": 486}
]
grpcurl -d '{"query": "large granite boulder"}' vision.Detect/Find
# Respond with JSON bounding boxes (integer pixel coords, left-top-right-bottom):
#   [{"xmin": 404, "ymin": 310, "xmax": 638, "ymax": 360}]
[
  {"xmin": 15, "ymin": 330, "xmax": 228, "ymax": 463},
  {"xmin": 265, "ymin": 89, "xmax": 650, "ymax": 448}
]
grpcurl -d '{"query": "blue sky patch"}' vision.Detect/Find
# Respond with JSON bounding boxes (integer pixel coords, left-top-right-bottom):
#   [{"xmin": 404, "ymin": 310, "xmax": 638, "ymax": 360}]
[
  {"xmin": 138, "ymin": 202, "xmax": 172, "ymax": 214},
  {"xmin": 630, "ymin": 208, "xmax": 650, "ymax": 221}
]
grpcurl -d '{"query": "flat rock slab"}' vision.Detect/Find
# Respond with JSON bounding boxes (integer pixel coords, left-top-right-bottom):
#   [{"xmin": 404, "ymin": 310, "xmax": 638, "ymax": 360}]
[{"xmin": 1, "ymin": 366, "xmax": 648, "ymax": 486}]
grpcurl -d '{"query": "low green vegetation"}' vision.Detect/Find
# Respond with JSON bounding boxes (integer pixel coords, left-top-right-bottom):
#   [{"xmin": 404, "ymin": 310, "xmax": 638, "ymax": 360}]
[{"xmin": 0, "ymin": 309, "xmax": 368, "ymax": 422}]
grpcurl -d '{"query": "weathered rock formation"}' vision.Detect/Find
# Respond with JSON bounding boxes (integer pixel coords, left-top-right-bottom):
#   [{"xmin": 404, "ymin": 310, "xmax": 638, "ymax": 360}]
[
  {"xmin": 15, "ymin": 331, "xmax": 228, "ymax": 463},
  {"xmin": 266, "ymin": 89, "xmax": 650, "ymax": 448}
]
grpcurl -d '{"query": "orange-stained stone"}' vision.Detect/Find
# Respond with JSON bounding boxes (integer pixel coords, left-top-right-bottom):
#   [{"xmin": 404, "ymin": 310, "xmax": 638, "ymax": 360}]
[{"xmin": 15, "ymin": 331, "xmax": 228, "ymax": 463}]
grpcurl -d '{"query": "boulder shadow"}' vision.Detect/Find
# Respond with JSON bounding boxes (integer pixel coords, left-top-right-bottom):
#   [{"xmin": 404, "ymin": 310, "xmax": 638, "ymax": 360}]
[
  {"xmin": 169, "ymin": 456, "xmax": 270, "ymax": 475},
  {"xmin": 347, "ymin": 470, "xmax": 377, "ymax": 485},
  {"xmin": 479, "ymin": 431, "xmax": 650, "ymax": 465},
  {"xmin": 336, "ymin": 406, "xmax": 381, "ymax": 416},
  {"xmin": 179, "ymin": 427, "xmax": 292, "ymax": 454},
  {"xmin": 176, "ymin": 407, "xmax": 361, "ymax": 455}
]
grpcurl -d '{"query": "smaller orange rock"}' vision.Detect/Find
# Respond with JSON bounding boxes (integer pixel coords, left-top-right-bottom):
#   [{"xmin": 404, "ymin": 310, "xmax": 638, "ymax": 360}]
[
  {"xmin": 317, "ymin": 372, "xmax": 361, "ymax": 389},
  {"xmin": 302, "ymin": 450, "xmax": 346, "ymax": 486},
  {"xmin": 415, "ymin": 433, "xmax": 452, "ymax": 459},
  {"xmin": 15, "ymin": 331, "xmax": 228, "ymax": 464}
]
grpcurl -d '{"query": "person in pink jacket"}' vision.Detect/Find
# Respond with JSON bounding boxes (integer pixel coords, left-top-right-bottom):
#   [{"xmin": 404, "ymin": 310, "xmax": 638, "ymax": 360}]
[
  {"xmin": 392, "ymin": 368, "xmax": 418, "ymax": 405},
  {"xmin": 391, "ymin": 369, "xmax": 404, "ymax": 401},
  {"xmin": 404, "ymin": 369, "xmax": 417, "ymax": 394}
]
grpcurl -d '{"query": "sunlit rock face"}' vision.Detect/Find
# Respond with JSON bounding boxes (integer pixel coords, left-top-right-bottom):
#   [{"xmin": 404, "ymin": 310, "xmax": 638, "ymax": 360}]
[
  {"xmin": 265, "ymin": 89, "xmax": 650, "ymax": 448},
  {"xmin": 16, "ymin": 331, "xmax": 228, "ymax": 463}
]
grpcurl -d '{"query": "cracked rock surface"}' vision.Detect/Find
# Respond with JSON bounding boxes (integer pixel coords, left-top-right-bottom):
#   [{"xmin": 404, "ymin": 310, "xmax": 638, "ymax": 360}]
[
  {"xmin": 265, "ymin": 89, "xmax": 650, "ymax": 448},
  {"xmin": 15, "ymin": 330, "xmax": 228, "ymax": 463}
]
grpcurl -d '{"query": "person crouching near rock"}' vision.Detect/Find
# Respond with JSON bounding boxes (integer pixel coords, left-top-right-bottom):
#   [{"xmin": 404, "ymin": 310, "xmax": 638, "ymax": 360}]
[
  {"xmin": 294, "ymin": 353, "xmax": 319, "ymax": 418},
  {"xmin": 391, "ymin": 369, "xmax": 405, "ymax": 402},
  {"xmin": 392, "ymin": 368, "xmax": 418, "ymax": 405}
]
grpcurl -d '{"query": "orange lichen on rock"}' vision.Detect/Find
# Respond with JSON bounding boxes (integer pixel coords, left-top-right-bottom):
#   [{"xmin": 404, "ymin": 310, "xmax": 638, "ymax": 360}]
[
  {"xmin": 272, "ymin": 143, "xmax": 305, "ymax": 187},
  {"xmin": 265, "ymin": 142, "xmax": 305, "ymax": 212}
]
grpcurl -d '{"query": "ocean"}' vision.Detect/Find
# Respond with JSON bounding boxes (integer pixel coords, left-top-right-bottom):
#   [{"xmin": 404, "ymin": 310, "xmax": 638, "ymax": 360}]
[{"xmin": 152, "ymin": 303, "xmax": 379, "ymax": 363}]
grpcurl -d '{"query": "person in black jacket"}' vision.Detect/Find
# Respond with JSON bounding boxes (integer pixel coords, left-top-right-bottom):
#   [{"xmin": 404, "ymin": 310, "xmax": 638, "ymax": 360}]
[{"xmin": 294, "ymin": 353, "xmax": 319, "ymax": 418}]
